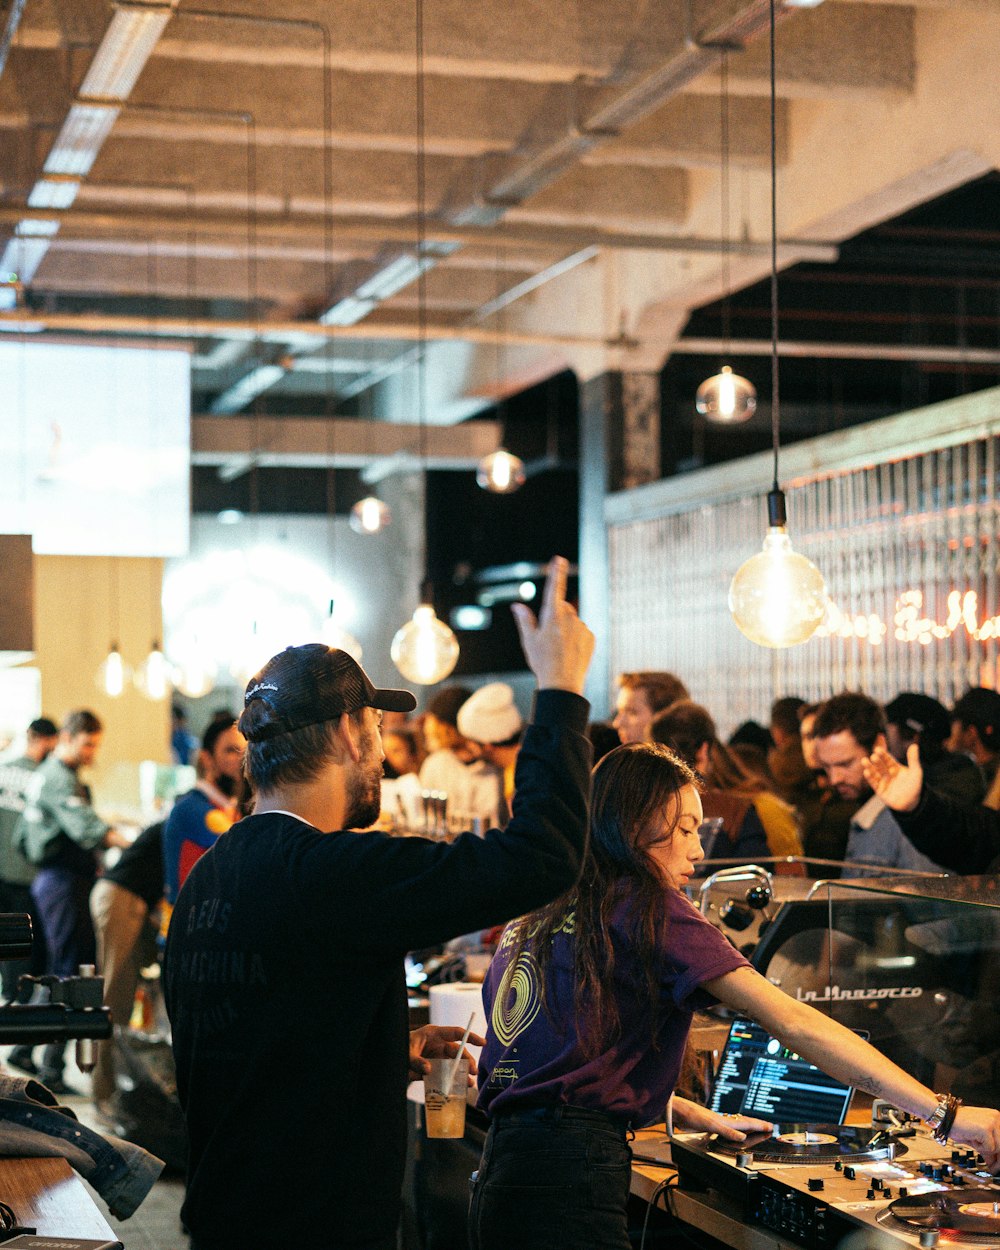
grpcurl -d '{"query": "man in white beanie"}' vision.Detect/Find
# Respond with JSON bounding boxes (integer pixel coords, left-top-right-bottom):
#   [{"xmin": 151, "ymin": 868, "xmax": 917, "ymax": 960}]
[{"xmin": 458, "ymin": 683, "xmax": 525, "ymax": 826}]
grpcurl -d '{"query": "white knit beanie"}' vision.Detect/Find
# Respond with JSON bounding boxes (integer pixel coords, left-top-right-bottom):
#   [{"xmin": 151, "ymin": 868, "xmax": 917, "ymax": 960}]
[{"xmin": 457, "ymin": 682, "xmax": 523, "ymax": 745}]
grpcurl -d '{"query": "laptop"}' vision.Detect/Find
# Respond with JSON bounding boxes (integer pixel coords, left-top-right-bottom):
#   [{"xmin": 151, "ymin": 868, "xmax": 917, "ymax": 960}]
[{"xmin": 708, "ymin": 1015, "xmax": 861, "ymax": 1124}]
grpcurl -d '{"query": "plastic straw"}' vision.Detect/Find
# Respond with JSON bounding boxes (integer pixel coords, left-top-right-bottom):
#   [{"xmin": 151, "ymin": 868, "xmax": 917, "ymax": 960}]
[{"xmin": 445, "ymin": 1011, "xmax": 476, "ymax": 1097}]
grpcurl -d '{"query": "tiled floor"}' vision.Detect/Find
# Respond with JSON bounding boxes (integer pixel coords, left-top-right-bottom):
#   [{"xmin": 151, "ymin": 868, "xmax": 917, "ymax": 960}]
[{"xmin": 2, "ymin": 1045, "xmax": 187, "ymax": 1250}]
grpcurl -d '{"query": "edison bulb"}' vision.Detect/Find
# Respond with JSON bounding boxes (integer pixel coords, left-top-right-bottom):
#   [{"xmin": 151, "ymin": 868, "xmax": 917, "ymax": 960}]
[
  {"xmin": 391, "ymin": 604, "xmax": 459, "ymax": 685},
  {"xmin": 696, "ymin": 366, "xmax": 757, "ymax": 424},
  {"xmin": 729, "ymin": 528, "xmax": 827, "ymax": 648},
  {"xmin": 96, "ymin": 646, "xmax": 130, "ymax": 698},
  {"xmin": 172, "ymin": 655, "xmax": 217, "ymax": 699},
  {"xmin": 477, "ymin": 449, "xmax": 526, "ymax": 494},
  {"xmin": 349, "ymin": 496, "xmax": 391, "ymax": 535},
  {"xmin": 135, "ymin": 644, "xmax": 171, "ymax": 700}
]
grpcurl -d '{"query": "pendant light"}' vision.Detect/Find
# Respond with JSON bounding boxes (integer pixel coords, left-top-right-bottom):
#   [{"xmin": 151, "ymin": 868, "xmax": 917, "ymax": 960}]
[
  {"xmin": 96, "ymin": 559, "xmax": 131, "ymax": 698},
  {"xmin": 391, "ymin": 0, "xmax": 459, "ymax": 685},
  {"xmin": 135, "ymin": 557, "xmax": 171, "ymax": 700},
  {"xmin": 728, "ymin": 0, "xmax": 826, "ymax": 648},
  {"xmin": 476, "ymin": 448, "xmax": 525, "ymax": 494},
  {"xmin": 697, "ymin": 51, "xmax": 756, "ymax": 425},
  {"xmin": 349, "ymin": 495, "xmax": 392, "ymax": 534},
  {"xmin": 477, "ymin": 242, "xmax": 526, "ymax": 493},
  {"xmin": 172, "ymin": 643, "xmax": 217, "ymax": 699}
]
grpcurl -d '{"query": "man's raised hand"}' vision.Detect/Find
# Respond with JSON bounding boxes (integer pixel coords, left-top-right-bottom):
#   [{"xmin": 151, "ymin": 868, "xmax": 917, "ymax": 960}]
[
  {"xmin": 512, "ymin": 556, "xmax": 594, "ymax": 695},
  {"xmin": 862, "ymin": 743, "xmax": 923, "ymax": 813}
]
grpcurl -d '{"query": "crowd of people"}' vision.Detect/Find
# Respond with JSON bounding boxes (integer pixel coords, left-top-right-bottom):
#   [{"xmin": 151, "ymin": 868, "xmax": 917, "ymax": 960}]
[
  {"xmin": 595, "ymin": 669, "xmax": 1000, "ymax": 878},
  {"xmin": 1, "ymin": 563, "xmax": 1000, "ymax": 1248},
  {"xmin": 0, "ymin": 705, "xmax": 248, "ymax": 1114}
]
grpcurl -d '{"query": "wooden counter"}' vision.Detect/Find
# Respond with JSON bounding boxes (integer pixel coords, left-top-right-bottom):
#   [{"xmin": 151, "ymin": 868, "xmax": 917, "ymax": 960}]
[{"xmin": 0, "ymin": 1156, "xmax": 119, "ymax": 1244}]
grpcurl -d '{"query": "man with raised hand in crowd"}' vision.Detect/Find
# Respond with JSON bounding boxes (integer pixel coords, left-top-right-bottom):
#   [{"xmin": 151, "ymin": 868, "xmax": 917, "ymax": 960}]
[
  {"xmin": 864, "ymin": 742, "xmax": 1000, "ymax": 873},
  {"xmin": 812, "ymin": 692, "xmax": 946, "ymax": 876},
  {"xmin": 164, "ymin": 556, "xmax": 594, "ymax": 1250}
]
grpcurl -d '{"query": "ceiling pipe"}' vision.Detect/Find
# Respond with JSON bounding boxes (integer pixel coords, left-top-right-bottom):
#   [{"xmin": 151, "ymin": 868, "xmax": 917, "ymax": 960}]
[
  {"xmin": 0, "ymin": 308, "xmax": 620, "ymax": 350},
  {"xmin": 0, "ymin": 206, "xmax": 839, "ymax": 263},
  {"xmin": 444, "ymin": 0, "xmax": 797, "ymax": 225},
  {"xmin": 0, "ymin": 0, "xmax": 29, "ymax": 80},
  {"xmin": 671, "ymin": 337, "xmax": 1000, "ymax": 365}
]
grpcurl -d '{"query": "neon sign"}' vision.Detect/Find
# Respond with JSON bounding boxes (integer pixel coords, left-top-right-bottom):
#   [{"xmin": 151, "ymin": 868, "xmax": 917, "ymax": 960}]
[{"xmin": 814, "ymin": 590, "xmax": 1000, "ymax": 646}]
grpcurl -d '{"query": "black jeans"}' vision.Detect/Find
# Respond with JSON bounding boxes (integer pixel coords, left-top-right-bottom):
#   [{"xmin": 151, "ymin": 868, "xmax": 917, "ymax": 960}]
[{"xmin": 469, "ymin": 1106, "xmax": 632, "ymax": 1250}]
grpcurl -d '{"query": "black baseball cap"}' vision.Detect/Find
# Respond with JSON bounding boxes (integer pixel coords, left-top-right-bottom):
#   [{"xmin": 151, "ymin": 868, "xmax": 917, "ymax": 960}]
[
  {"xmin": 239, "ymin": 644, "xmax": 416, "ymax": 742},
  {"xmin": 884, "ymin": 693, "xmax": 951, "ymax": 745},
  {"xmin": 952, "ymin": 687, "xmax": 1000, "ymax": 743}
]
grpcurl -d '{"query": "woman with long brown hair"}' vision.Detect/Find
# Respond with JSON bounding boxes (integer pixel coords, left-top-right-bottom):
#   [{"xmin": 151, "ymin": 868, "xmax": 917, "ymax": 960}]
[
  {"xmin": 469, "ymin": 742, "xmax": 1000, "ymax": 1250},
  {"xmin": 652, "ymin": 699, "xmax": 802, "ymax": 866}
]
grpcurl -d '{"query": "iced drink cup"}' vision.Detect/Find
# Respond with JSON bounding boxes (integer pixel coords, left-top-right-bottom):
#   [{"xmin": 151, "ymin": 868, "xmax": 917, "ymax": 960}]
[{"xmin": 423, "ymin": 1055, "xmax": 469, "ymax": 1138}]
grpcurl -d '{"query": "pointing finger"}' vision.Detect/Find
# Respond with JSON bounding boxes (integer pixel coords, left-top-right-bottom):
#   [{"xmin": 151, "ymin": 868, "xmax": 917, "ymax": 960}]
[{"xmin": 539, "ymin": 555, "xmax": 568, "ymax": 627}]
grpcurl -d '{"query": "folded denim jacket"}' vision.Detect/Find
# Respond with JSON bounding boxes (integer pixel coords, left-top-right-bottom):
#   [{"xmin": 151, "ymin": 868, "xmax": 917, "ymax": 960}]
[{"xmin": 0, "ymin": 1074, "xmax": 164, "ymax": 1218}]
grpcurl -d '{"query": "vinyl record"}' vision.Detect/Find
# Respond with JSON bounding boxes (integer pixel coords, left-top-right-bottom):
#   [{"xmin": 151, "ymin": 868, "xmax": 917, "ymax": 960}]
[
  {"xmin": 882, "ymin": 1191, "xmax": 1000, "ymax": 1242},
  {"xmin": 710, "ymin": 1123, "xmax": 906, "ymax": 1164}
]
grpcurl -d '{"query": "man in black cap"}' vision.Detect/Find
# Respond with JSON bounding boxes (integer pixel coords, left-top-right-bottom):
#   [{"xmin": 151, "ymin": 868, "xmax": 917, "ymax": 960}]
[
  {"xmin": 164, "ymin": 557, "xmax": 594, "ymax": 1250},
  {"xmin": 885, "ymin": 691, "xmax": 985, "ymax": 809},
  {"xmin": 950, "ymin": 687, "xmax": 1000, "ymax": 794}
]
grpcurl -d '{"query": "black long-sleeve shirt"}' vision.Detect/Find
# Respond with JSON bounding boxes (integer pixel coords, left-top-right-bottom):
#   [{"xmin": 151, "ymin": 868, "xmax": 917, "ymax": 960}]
[
  {"xmin": 164, "ymin": 688, "xmax": 591, "ymax": 1250},
  {"xmin": 895, "ymin": 786, "xmax": 1000, "ymax": 874}
]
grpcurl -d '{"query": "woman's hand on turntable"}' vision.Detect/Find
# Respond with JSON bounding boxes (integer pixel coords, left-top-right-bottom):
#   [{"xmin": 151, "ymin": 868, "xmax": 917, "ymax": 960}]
[
  {"xmin": 951, "ymin": 1106, "xmax": 1000, "ymax": 1172},
  {"xmin": 862, "ymin": 743, "xmax": 923, "ymax": 812},
  {"xmin": 671, "ymin": 1095, "xmax": 772, "ymax": 1143}
]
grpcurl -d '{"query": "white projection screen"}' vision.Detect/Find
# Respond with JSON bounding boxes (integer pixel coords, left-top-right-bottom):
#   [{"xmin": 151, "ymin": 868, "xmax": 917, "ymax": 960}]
[{"xmin": 0, "ymin": 341, "xmax": 190, "ymax": 556}]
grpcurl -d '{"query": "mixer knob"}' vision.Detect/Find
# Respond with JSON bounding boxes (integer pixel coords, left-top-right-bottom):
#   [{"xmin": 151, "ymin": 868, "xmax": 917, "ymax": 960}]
[
  {"xmin": 919, "ymin": 1230, "xmax": 940, "ymax": 1248},
  {"xmin": 844, "ymin": 1166, "xmax": 856, "ymax": 1180},
  {"xmin": 883, "ymin": 1187, "xmax": 892, "ymax": 1199},
  {"xmin": 899, "ymin": 1187, "xmax": 908, "ymax": 1198},
  {"xmin": 834, "ymin": 1161, "xmax": 843, "ymax": 1172},
  {"xmin": 808, "ymin": 1178, "xmax": 824, "ymax": 1191}
]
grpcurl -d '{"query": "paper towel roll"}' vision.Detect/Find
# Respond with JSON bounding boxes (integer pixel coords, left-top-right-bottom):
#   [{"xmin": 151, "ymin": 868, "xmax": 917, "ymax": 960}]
[{"xmin": 429, "ymin": 981, "xmax": 488, "ymax": 1063}]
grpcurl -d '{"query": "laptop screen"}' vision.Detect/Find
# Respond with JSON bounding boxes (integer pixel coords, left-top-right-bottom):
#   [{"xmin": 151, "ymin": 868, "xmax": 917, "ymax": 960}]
[{"xmin": 709, "ymin": 1016, "xmax": 858, "ymax": 1124}]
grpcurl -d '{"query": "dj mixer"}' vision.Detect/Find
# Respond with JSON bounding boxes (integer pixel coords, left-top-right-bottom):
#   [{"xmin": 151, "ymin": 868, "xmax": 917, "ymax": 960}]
[{"xmin": 671, "ymin": 1125, "xmax": 1000, "ymax": 1249}]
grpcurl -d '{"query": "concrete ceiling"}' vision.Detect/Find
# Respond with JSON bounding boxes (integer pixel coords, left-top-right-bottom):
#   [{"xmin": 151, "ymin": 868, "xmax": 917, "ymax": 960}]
[{"xmin": 0, "ymin": 0, "xmax": 998, "ymax": 430}]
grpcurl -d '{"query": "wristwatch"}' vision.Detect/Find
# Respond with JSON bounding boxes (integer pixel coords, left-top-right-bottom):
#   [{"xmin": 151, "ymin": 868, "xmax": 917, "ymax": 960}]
[{"xmin": 925, "ymin": 1092, "xmax": 961, "ymax": 1144}]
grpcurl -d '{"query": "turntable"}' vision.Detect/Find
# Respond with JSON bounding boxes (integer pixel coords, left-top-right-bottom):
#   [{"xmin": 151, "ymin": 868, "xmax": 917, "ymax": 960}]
[
  {"xmin": 710, "ymin": 1123, "xmax": 906, "ymax": 1164},
  {"xmin": 878, "ymin": 1190, "xmax": 1000, "ymax": 1245}
]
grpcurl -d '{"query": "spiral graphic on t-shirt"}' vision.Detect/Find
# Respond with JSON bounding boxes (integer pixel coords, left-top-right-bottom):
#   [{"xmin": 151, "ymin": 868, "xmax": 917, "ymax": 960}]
[{"xmin": 491, "ymin": 950, "xmax": 541, "ymax": 1046}]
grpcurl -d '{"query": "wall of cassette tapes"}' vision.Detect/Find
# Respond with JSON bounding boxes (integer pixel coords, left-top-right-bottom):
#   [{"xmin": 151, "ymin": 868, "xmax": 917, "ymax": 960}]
[{"xmin": 606, "ymin": 388, "xmax": 1000, "ymax": 734}]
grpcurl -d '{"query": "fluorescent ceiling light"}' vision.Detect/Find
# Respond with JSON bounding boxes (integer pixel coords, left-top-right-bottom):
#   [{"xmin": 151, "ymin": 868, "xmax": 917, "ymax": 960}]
[
  {"xmin": 17, "ymin": 219, "xmax": 60, "ymax": 238},
  {"xmin": 0, "ymin": 237, "xmax": 51, "ymax": 284},
  {"xmin": 319, "ymin": 295, "xmax": 377, "ymax": 327},
  {"xmin": 209, "ymin": 363, "xmax": 287, "ymax": 413},
  {"xmin": 355, "ymin": 254, "xmax": 434, "ymax": 302},
  {"xmin": 27, "ymin": 178, "xmax": 80, "ymax": 210},
  {"xmin": 79, "ymin": 4, "xmax": 173, "ymax": 100},
  {"xmin": 44, "ymin": 102, "xmax": 120, "ymax": 176}
]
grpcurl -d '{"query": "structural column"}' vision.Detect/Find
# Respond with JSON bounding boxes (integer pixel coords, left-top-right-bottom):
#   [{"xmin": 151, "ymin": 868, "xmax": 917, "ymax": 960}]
[{"xmin": 578, "ymin": 370, "xmax": 661, "ymax": 716}]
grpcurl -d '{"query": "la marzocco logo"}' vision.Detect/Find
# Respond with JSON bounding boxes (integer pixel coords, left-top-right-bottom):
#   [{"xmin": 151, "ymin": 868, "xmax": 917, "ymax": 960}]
[{"xmin": 795, "ymin": 984, "xmax": 923, "ymax": 1003}]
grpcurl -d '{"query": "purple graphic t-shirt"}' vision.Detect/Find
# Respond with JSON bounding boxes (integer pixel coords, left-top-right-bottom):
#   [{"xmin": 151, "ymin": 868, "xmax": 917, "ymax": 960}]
[{"xmin": 477, "ymin": 886, "xmax": 749, "ymax": 1127}]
